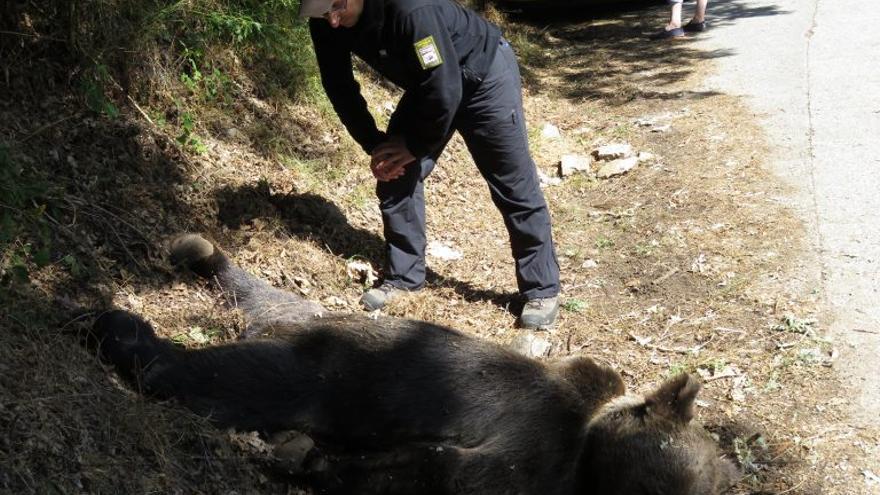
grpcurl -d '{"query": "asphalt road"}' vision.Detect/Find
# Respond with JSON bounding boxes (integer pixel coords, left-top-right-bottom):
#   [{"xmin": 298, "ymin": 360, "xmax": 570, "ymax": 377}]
[{"xmin": 692, "ymin": 0, "xmax": 879, "ymax": 426}]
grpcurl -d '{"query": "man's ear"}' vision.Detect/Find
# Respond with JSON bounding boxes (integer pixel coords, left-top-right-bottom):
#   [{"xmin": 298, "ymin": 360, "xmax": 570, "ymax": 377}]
[{"xmin": 644, "ymin": 373, "xmax": 701, "ymax": 423}]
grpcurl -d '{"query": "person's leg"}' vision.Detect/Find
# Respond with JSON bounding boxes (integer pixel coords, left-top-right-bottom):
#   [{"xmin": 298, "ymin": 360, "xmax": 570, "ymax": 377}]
[
  {"xmin": 374, "ymin": 156, "xmax": 435, "ymax": 292},
  {"xmin": 667, "ymin": 0, "xmax": 684, "ymax": 29},
  {"xmin": 367, "ymin": 96, "xmax": 456, "ymax": 299},
  {"xmin": 692, "ymin": 0, "xmax": 708, "ymax": 23},
  {"xmin": 456, "ymin": 40, "xmax": 560, "ymax": 307},
  {"xmin": 362, "ymin": 119, "xmax": 454, "ymax": 310},
  {"xmin": 683, "ymin": 0, "xmax": 708, "ymax": 32}
]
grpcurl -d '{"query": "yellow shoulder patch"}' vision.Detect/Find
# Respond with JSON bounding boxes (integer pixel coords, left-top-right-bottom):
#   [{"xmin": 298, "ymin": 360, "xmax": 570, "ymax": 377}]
[{"xmin": 414, "ymin": 35, "xmax": 443, "ymax": 70}]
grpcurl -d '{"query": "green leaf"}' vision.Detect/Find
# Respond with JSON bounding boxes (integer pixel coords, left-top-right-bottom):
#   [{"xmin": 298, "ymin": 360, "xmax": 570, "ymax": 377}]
[
  {"xmin": 33, "ymin": 246, "xmax": 51, "ymax": 267},
  {"xmin": 10, "ymin": 262, "xmax": 29, "ymax": 283},
  {"xmin": 62, "ymin": 254, "xmax": 82, "ymax": 277}
]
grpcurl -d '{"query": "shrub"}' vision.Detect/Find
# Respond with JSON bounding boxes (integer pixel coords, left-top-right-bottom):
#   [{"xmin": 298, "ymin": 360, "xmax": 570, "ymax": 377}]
[{"xmin": 0, "ymin": 146, "xmax": 55, "ymax": 285}]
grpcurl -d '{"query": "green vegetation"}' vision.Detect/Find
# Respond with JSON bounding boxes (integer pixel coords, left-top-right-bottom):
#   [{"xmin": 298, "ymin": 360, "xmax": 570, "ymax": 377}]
[
  {"xmin": 733, "ymin": 434, "xmax": 768, "ymax": 478},
  {"xmin": 561, "ymin": 298, "xmax": 587, "ymax": 313},
  {"xmin": 697, "ymin": 358, "xmax": 728, "ymax": 374},
  {"xmin": 172, "ymin": 325, "xmax": 226, "ymax": 346},
  {"xmin": 67, "ymin": 0, "xmax": 321, "ymax": 96},
  {"xmin": 666, "ymin": 361, "xmax": 691, "ymax": 377},
  {"xmin": 0, "ymin": 147, "xmax": 57, "ymax": 285},
  {"xmin": 772, "ymin": 313, "xmax": 817, "ymax": 335},
  {"xmin": 1, "ymin": 2, "xmax": 337, "ymax": 288},
  {"xmin": 594, "ymin": 235, "xmax": 614, "ymax": 249},
  {"xmin": 42, "ymin": 0, "xmax": 325, "ymax": 155},
  {"xmin": 81, "ymin": 64, "xmax": 121, "ymax": 117},
  {"xmin": 632, "ymin": 241, "xmax": 653, "ymax": 257}
]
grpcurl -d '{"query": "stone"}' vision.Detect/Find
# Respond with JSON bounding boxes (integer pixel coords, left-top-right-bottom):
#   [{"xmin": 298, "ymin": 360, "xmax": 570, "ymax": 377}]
[
  {"xmin": 541, "ymin": 123, "xmax": 561, "ymax": 139},
  {"xmin": 246, "ymin": 96, "xmax": 272, "ymax": 115},
  {"xmin": 592, "ymin": 143, "xmax": 633, "ymax": 161},
  {"xmin": 634, "ymin": 114, "xmax": 674, "ymax": 133},
  {"xmin": 596, "ymin": 157, "xmax": 639, "ymax": 179},
  {"xmin": 537, "ymin": 169, "xmax": 562, "ymax": 187},
  {"xmin": 637, "ymin": 151, "xmax": 656, "ymax": 163},
  {"xmin": 581, "ymin": 259, "xmax": 599, "ymax": 269},
  {"xmin": 426, "ymin": 241, "xmax": 462, "ymax": 261},
  {"xmin": 346, "ymin": 259, "xmax": 377, "ymax": 287},
  {"xmin": 558, "ymin": 154, "xmax": 592, "ymax": 177},
  {"xmin": 510, "ymin": 331, "xmax": 552, "ymax": 358},
  {"xmin": 271, "ymin": 431, "xmax": 315, "ymax": 474},
  {"xmin": 323, "ymin": 296, "xmax": 347, "ymax": 307}
]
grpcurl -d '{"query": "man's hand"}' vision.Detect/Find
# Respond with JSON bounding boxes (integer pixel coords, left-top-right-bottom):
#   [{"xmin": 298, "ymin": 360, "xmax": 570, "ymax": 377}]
[{"xmin": 370, "ymin": 137, "xmax": 416, "ymax": 182}]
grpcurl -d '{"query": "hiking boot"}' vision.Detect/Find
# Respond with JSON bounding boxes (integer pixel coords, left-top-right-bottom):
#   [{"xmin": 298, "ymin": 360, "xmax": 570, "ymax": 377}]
[
  {"xmin": 360, "ymin": 283, "xmax": 403, "ymax": 311},
  {"xmin": 519, "ymin": 296, "xmax": 559, "ymax": 330}
]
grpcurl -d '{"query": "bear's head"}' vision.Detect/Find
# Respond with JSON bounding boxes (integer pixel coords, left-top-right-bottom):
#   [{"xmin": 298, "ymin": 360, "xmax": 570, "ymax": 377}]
[{"xmin": 578, "ymin": 373, "xmax": 739, "ymax": 494}]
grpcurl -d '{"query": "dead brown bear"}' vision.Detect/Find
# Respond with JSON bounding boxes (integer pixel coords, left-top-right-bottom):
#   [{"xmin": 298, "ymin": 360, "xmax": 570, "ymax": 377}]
[{"xmin": 91, "ymin": 234, "xmax": 739, "ymax": 495}]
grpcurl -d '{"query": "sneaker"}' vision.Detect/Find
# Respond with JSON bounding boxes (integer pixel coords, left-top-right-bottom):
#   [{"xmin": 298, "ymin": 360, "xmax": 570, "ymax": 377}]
[
  {"xmin": 519, "ymin": 296, "xmax": 559, "ymax": 329},
  {"xmin": 360, "ymin": 283, "xmax": 403, "ymax": 311},
  {"xmin": 650, "ymin": 27, "xmax": 686, "ymax": 40},
  {"xmin": 683, "ymin": 20, "xmax": 707, "ymax": 32}
]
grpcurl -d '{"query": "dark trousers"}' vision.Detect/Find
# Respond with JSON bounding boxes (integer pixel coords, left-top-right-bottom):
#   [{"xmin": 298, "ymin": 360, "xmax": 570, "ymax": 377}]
[{"xmin": 377, "ymin": 40, "xmax": 560, "ymax": 300}]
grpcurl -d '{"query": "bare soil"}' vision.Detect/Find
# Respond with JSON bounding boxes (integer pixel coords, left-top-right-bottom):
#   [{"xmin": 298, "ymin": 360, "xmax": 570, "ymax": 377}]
[{"xmin": 1, "ymin": 3, "xmax": 877, "ymax": 494}]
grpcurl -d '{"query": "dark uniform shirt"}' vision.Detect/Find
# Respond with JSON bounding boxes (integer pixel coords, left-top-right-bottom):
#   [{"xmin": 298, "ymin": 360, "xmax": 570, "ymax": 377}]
[{"xmin": 309, "ymin": 0, "xmax": 501, "ymax": 158}]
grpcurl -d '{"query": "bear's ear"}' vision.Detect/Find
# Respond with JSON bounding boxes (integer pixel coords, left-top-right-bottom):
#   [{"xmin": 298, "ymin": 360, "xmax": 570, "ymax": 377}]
[
  {"xmin": 552, "ymin": 356, "xmax": 626, "ymax": 403},
  {"xmin": 645, "ymin": 373, "xmax": 701, "ymax": 423}
]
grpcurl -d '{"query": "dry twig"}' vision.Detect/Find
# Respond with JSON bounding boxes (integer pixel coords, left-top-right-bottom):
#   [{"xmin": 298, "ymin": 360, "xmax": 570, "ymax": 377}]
[{"xmin": 628, "ymin": 332, "xmax": 714, "ymax": 355}]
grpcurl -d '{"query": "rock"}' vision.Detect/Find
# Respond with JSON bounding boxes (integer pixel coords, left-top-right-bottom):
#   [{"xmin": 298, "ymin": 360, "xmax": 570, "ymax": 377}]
[
  {"xmin": 323, "ymin": 295, "xmax": 347, "ymax": 307},
  {"xmin": 246, "ymin": 96, "xmax": 272, "ymax": 115},
  {"xmin": 537, "ymin": 169, "xmax": 562, "ymax": 187},
  {"xmin": 271, "ymin": 431, "xmax": 315, "ymax": 474},
  {"xmin": 229, "ymin": 430, "xmax": 272, "ymax": 454},
  {"xmin": 426, "ymin": 241, "xmax": 462, "ymax": 261},
  {"xmin": 510, "ymin": 331, "xmax": 552, "ymax": 358},
  {"xmin": 634, "ymin": 114, "xmax": 673, "ymax": 133},
  {"xmin": 592, "ymin": 143, "xmax": 633, "ymax": 161},
  {"xmin": 596, "ymin": 157, "xmax": 639, "ymax": 179},
  {"xmin": 581, "ymin": 259, "xmax": 599, "ymax": 269},
  {"xmin": 541, "ymin": 123, "xmax": 561, "ymax": 139},
  {"xmin": 730, "ymin": 375, "xmax": 749, "ymax": 403},
  {"xmin": 637, "ymin": 151, "xmax": 656, "ymax": 163},
  {"xmin": 127, "ymin": 293, "xmax": 143, "ymax": 310},
  {"xmin": 346, "ymin": 259, "xmax": 377, "ymax": 287},
  {"xmin": 558, "ymin": 154, "xmax": 591, "ymax": 177}
]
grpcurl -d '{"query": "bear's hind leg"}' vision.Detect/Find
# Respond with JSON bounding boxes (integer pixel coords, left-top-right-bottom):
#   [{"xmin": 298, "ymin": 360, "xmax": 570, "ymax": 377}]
[{"xmin": 170, "ymin": 234, "xmax": 326, "ymax": 335}]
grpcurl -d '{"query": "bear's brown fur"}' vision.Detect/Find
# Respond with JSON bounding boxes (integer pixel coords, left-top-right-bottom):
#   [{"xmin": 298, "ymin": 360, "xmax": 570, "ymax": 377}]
[{"xmin": 91, "ymin": 234, "xmax": 738, "ymax": 494}]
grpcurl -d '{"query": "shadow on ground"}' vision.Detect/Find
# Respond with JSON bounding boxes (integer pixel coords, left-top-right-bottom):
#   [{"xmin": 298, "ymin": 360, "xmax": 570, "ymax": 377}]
[
  {"xmin": 504, "ymin": 0, "xmax": 789, "ymax": 102},
  {"xmin": 214, "ymin": 183, "xmax": 516, "ymax": 308}
]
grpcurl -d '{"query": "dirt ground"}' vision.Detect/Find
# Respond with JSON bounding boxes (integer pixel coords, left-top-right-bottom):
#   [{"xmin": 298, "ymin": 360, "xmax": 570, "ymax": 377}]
[{"xmin": 1, "ymin": 2, "xmax": 878, "ymax": 494}]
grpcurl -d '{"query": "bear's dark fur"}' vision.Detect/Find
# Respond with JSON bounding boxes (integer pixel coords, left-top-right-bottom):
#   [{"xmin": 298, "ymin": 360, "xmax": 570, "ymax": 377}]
[{"xmin": 91, "ymin": 234, "xmax": 739, "ymax": 495}]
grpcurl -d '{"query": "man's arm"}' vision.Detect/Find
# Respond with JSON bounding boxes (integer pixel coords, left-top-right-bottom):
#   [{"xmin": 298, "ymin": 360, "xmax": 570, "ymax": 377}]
[
  {"xmin": 387, "ymin": 6, "xmax": 462, "ymax": 159},
  {"xmin": 309, "ymin": 20, "xmax": 386, "ymax": 154}
]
